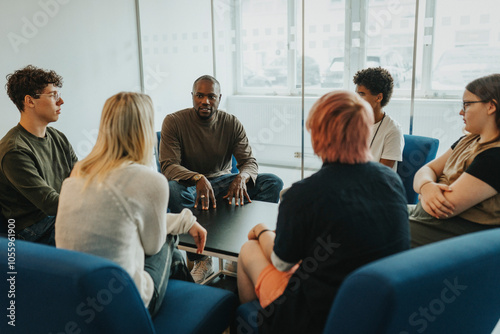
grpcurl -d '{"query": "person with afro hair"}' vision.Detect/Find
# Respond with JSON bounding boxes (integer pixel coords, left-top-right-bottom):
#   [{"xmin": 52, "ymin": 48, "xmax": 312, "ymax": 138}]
[{"xmin": 353, "ymin": 67, "xmax": 404, "ymax": 171}]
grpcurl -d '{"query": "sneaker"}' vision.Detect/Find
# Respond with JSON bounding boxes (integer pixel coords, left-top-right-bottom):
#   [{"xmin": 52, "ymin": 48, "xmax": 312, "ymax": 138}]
[
  {"xmin": 223, "ymin": 260, "xmax": 237, "ymax": 273},
  {"xmin": 190, "ymin": 257, "xmax": 214, "ymax": 284}
]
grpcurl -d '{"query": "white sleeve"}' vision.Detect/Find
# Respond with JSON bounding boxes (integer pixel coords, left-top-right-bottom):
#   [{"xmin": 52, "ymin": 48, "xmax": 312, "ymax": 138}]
[
  {"xmin": 166, "ymin": 208, "xmax": 196, "ymax": 235},
  {"xmin": 380, "ymin": 121, "xmax": 404, "ymax": 161},
  {"xmin": 271, "ymin": 251, "xmax": 297, "ymax": 272}
]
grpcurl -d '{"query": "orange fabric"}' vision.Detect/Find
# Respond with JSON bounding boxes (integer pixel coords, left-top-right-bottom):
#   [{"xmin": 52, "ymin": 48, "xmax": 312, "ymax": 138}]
[{"xmin": 255, "ymin": 263, "xmax": 298, "ymax": 308}]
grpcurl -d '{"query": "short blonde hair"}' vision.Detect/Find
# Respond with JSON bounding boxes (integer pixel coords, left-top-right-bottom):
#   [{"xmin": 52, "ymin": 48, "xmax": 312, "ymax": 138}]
[
  {"xmin": 306, "ymin": 90, "xmax": 373, "ymax": 164},
  {"xmin": 73, "ymin": 92, "xmax": 155, "ymax": 185}
]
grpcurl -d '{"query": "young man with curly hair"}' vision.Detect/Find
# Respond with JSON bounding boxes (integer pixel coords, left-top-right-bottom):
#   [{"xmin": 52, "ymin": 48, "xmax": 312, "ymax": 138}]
[
  {"xmin": 353, "ymin": 67, "xmax": 404, "ymax": 170},
  {"xmin": 0, "ymin": 65, "xmax": 77, "ymax": 245}
]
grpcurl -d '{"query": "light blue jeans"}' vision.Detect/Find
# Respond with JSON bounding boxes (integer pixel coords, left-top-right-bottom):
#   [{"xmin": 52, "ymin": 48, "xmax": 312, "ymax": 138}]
[{"xmin": 145, "ymin": 235, "xmax": 193, "ymax": 318}]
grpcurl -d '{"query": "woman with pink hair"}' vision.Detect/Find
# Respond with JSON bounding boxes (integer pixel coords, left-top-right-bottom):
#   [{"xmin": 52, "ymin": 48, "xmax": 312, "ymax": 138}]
[{"xmin": 237, "ymin": 90, "xmax": 409, "ymax": 333}]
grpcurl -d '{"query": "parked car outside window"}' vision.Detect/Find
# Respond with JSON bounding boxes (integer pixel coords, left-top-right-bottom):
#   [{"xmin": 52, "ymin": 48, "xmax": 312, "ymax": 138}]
[
  {"xmin": 261, "ymin": 55, "xmax": 320, "ymax": 86},
  {"xmin": 431, "ymin": 46, "xmax": 500, "ymax": 91},
  {"xmin": 321, "ymin": 50, "xmax": 410, "ymax": 88}
]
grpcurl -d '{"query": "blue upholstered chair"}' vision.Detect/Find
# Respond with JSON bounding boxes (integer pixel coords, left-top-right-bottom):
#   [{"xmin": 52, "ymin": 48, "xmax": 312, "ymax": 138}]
[
  {"xmin": 155, "ymin": 131, "xmax": 238, "ymax": 174},
  {"xmin": 0, "ymin": 239, "xmax": 237, "ymax": 334},
  {"xmin": 231, "ymin": 155, "xmax": 239, "ymax": 174},
  {"xmin": 155, "ymin": 131, "xmax": 162, "ymax": 173},
  {"xmin": 397, "ymin": 134, "xmax": 439, "ymax": 204},
  {"xmin": 235, "ymin": 228, "xmax": 500, "ymax": 334}
]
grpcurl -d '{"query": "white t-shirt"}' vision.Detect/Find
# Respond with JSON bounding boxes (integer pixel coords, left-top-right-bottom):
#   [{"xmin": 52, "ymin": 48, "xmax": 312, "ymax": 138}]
[
  {"xmin": 369, "ymin": 113, "xmax": 404, "ymax": 171},
  {"xmin": 55, "ymin": 163, "xmax": 196, "ymax": 307}
]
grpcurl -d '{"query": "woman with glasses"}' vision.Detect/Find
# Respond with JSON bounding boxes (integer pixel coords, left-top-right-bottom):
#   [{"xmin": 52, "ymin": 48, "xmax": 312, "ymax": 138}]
[
  {"xmin": 410, "ymin": 74, "xmax": 500, "ymax": 247},
  {"xmin": 237, "ymin": 91, "xmax": 409, "ymax": 333},
  {"xmin": 55, "ymin": 92, "xmax": 207, "ymax": 317}
]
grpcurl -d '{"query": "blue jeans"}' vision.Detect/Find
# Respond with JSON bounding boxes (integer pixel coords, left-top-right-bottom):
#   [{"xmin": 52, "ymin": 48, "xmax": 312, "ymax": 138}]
[
  {"xmin": 145, "ymin": 235, "xmax": 193, "ymax": 318},
  {"xmin": 17, "ymin": 216, "xmax": 56, "ymax": 246},
  {"xmin": 168, "ymin": 173, "xmax": 283, "ymax": 261}
]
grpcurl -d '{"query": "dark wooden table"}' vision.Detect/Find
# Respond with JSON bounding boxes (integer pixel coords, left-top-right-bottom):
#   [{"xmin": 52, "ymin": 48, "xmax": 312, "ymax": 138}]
[
  {"xmin": 179, "ymin": 200, "xmax": 279, "ymax": 261},
  {"xmin": 178, "ymin": 200, "xmax": 279, "ymax": 284}
]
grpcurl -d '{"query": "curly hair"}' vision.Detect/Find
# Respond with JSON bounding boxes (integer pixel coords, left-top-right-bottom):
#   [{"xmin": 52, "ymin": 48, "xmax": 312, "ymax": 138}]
[
  {"xmin": 5, "ymin": 65, "xmax": 63, "ymax": 112},
  {"xmin": 353, "ymin": 67, "xmax": 393, "ymax": 107}
]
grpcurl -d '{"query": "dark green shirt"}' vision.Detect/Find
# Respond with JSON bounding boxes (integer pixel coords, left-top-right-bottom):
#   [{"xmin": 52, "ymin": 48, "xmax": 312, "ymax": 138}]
[{"xmin": 0, "ymin": 124, "xmax": 78, "ymax": 231}]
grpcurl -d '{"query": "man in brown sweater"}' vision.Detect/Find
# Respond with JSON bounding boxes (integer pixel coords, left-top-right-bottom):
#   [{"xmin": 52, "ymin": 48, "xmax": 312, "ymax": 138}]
[{"xmin": 160, "ymin": 75, "xmax": 283, "ymax": 282}]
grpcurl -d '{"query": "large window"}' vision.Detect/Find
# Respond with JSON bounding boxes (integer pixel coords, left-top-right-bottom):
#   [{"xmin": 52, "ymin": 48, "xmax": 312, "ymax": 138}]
[
  {"xmin": 430, "ymin": 0, "xmax": 500, "ymax": 94},
  {"xmin": 138, "ymin": 0, "xmax": 500, "ymax": 187},
  {"xmin": 227, "ymin": 0, "xmax": 500, "ymax": 186},
  {"xmin": 235, "ymin": 0, "xmax": 500, "ymax": 98},
  {"xmin": 237, "ymin": 0, "xmax": 346, "ymax": 95}
]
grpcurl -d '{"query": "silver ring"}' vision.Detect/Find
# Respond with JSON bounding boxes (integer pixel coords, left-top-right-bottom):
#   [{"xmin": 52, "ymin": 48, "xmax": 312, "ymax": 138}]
[{"xmin": 200, "ymin": 195, "xmax": 206, "ymax": 199}]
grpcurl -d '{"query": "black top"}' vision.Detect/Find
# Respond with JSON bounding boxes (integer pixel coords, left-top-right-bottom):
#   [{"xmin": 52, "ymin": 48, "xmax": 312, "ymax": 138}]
[
  {"xmin": 260, "ymin": 162, "xmax": 410, "ymax": 333},
  {"xmin": 451, "ymin": 136, "xmax": 500, "ymax": 192},
  {"xmin": 467, "ymin": 148, "xmax": 500, "ymax": 192}
]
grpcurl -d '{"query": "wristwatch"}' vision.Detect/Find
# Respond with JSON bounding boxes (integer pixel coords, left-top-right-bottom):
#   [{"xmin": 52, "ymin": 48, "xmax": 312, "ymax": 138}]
[{"xmin": 192, "ymin": 174, "xmax": 203, "ymax": 182}]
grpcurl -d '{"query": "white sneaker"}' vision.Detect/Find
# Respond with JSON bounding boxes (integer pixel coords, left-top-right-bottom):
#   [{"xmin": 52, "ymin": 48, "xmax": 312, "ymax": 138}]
[
  {"xmin": 224, "ymin": 260, "xmax": 237, "ymax": 273},
  {"xmin": 190, "ymin": 257, "xmax": 214, "ymax": 284}
]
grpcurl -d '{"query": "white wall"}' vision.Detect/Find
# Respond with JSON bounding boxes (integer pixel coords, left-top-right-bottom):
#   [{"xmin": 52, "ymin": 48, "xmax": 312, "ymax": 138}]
[
  {"xmin": 139, "ymin": 0, "xmax": 216, "ymax": 131},
  {"xmin": 138, "ymin": 0, "xmax": 237, "ymax": 131},
  {"xmin": 0, "ymin": 0, "xmax": 141, "ymax": 158}
]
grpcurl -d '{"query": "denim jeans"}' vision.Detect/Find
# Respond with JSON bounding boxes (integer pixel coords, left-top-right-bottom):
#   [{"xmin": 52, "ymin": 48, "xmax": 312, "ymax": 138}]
[
  {"xmin": 145, "ymin": 235, "xmax": 193, "ymax": 318},
  {"xmin": 168, "ymin": 173, "xmax": 283, "ymax": 261},
  {"xmin": 17, "ymin": 216, "xmax": 56, "ymax": 246}
]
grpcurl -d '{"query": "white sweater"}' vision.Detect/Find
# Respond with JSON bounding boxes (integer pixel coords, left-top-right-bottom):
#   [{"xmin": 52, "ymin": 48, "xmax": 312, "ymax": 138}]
[{"xmin": 55, "ymin": 163, "xmax": 195, "ymax": 307}]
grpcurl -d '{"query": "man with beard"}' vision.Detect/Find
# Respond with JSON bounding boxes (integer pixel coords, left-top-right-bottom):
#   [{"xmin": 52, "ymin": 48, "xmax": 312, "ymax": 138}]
[{"xmin": 160, "ymin": 75, "xmax": 283, "ymax": 283}]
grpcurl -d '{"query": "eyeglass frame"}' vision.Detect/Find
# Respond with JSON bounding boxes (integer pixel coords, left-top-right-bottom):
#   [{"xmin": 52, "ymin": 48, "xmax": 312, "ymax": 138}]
[
  {"xmin": 34, "ymin": 91, "xmax": 62, "ymax": 102},
  {"xmin": 462, "ymin": 100, "xmax": 489, "ymax": 112}
]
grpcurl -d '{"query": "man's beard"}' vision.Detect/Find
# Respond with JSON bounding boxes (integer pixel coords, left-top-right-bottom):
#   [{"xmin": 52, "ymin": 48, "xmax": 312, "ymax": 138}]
[{"xmin": 195, "ymin": 107, "xmax": 214, "ymax": 120}]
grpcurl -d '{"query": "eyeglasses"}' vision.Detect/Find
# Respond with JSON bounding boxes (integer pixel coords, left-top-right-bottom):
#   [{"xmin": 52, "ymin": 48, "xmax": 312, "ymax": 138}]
[
  {"xmin": 462, "ymin": 100, "xmax": 488, "ymax": 111},
  {"xmin": 35, "ymin": 91, "xmax": 62, "ymax": 102}
]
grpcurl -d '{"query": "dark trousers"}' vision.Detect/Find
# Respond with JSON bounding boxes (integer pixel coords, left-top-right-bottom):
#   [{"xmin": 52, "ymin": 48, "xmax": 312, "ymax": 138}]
[{"xmin": 17, "ymin": 216, "xmax": 56, "ymax": 246}]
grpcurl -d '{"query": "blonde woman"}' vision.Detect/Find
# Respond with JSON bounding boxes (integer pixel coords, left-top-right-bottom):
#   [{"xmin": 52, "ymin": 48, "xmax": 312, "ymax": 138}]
[{"xmin": 55, "ymin": 92, "xmax": 206, "ymax": 317}]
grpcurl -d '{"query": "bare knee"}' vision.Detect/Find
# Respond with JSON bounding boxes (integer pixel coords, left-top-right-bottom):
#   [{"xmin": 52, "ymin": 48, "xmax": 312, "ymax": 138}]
[
  {"xmin": 240, "ymin": 239, "xmax": 259, "ymax": 254},
  {"xmin": 239, "ymin": 240, "xmax": 260, "ymax": 268}
]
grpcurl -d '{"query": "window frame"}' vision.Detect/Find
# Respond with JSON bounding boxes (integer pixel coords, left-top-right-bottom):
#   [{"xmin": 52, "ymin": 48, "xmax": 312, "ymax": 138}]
[{"xmin": 233, "ymin": 0, "xmax": 499, "ymax": 100}]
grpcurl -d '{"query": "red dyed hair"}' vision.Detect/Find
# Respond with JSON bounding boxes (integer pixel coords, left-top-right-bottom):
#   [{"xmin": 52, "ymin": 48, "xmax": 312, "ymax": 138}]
[{"xmin": 306, "ymin": 90, "xmax": 374, "ymax": 164}]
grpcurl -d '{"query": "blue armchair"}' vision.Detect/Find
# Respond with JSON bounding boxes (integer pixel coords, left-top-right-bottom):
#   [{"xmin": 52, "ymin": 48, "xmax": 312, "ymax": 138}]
[
  {"xmin": 235, "ymin": 228, "xmax": 500, "ymax": 334},
  {"xmin": 155, "ymin": 131, "xmax": 162, "ymax": 173},
  {"xmin": 397, "ymin": 134, "xmax": 439, "ymax": 204},
  {"xmin": 0, "ymin": 239, "xmax": 237, "ymax": 334}
]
